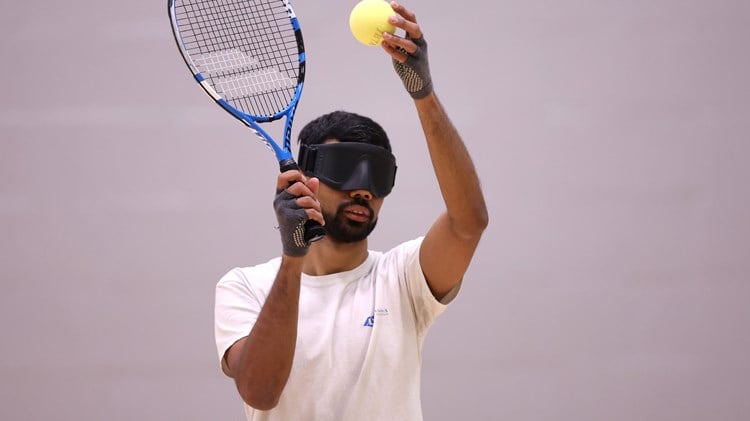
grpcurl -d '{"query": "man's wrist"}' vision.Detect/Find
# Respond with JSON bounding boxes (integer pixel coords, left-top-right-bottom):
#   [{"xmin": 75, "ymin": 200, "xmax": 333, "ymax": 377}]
[{"xmin": 280, "ymin": 254, "xmax": 306, "ymax": 266}]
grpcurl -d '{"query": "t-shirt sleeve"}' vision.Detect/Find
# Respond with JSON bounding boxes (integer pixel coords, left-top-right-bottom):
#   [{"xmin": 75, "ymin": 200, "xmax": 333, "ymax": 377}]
[
  {"xmin": 214, "ymin": 267, "xmax": 264, "ymax": 376},
  {"xmin": 398, "ymin": 237, "xmax": 462, "ymax": 336}
]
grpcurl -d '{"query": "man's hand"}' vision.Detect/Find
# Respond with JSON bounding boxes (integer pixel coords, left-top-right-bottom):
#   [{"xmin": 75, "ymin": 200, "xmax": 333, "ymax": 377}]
[
  {"xmin": 381, "ymin": 2, "xmax": 433, "ymax": 99},
  {"xmin": 273, "ymin": 170, "xmax": 324, "ymax": 257}
]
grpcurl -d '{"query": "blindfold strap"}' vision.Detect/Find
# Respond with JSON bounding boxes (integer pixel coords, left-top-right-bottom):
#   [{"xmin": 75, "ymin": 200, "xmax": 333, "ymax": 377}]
[{"xmin": 298, "ymin": 143, "xmax": 318, "ymax": 173}]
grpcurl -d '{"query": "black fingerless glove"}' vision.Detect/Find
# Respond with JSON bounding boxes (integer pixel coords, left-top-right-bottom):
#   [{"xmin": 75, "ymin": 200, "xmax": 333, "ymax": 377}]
[
  {"xmin": 273, "ymin": 190, "xmax": 310, "ymax": 257},
  {"xmin": 392, "ymin": 36, "xmax": 432, "ymax": 99}
]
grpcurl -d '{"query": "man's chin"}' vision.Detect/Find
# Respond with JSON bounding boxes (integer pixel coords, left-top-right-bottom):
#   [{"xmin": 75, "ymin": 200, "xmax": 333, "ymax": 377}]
[{"xmin": 324, "ymin": 216, "xmax": 378, "ymax": 243}]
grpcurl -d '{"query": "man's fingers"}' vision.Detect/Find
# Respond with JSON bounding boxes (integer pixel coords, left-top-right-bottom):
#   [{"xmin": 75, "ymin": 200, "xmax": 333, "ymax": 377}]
[
  {"xmin": 276, "ymin": 171, "xmax": 323, "ymax": 225},
  {"xmin": 282, "ymin": 176, "xmax": 323, "ymax": 226},
  {"xmin": 381, "ymin": 33, "xmax": 412, "ymax": 62},
  {"xmin": 304, "ymin": 208, "xmax": 325, "ymax": 226},
  {"xmin": 388, "ymin": 2, "xmax": 421, "ymax": 38},
  {"xmin": 389, "ymin": 1, "xmax": 417, "ymax": 24},
  {"xmin": 277, "ymin": 169, "xmax": 306, "ymax": 192},
  {"xmin": 286, "ymin": 181, "xmax": 314, "ymax": 198},
  {"xmin": 306, "ymin": 177, "xmax": 320, "ymax": 194}
]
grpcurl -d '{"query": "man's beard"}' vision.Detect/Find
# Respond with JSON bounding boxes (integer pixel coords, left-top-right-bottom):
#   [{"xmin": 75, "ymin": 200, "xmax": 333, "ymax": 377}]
[{"xmin": 323, "ymin": 198, "xmax": 378, "ymax": 243}]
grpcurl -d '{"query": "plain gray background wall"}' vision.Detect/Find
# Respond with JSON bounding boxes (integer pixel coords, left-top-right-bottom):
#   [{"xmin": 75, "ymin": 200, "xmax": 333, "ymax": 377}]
[{"xmin": 2, "ymin": 0, "xmax": 749, "ymax": 420}]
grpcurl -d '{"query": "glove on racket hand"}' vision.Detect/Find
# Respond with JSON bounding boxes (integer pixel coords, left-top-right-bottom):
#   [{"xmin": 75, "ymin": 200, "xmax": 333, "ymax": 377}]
[
  {"xmin": 273, "ymin": 189, "xmax": 310, "ymax": 257},
  {"xmin": 392, "ymin": 36, "xmax": 432, "ymax": 99}
]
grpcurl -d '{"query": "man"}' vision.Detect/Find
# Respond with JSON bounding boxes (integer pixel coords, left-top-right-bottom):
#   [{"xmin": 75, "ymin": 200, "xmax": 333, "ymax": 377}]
[{"xmin": 214, "ymin": 2, "xmax": 488, "ymax": 419}]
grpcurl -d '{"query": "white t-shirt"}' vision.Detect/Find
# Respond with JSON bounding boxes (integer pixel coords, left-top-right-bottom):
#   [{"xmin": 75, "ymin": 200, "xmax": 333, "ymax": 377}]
[{"xmin": 214, "ymin": 237, "xmax": 459, "ymax": 421}]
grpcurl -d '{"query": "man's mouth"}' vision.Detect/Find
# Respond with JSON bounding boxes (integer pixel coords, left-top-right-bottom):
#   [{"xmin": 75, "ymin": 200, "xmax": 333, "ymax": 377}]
[{"xmin": 343, "ymin": 205, "xmax": 371, "ymax": 222}]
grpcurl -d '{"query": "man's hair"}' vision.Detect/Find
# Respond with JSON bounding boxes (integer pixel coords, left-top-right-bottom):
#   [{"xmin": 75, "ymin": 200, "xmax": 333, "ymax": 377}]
[{"xmin": 297, "ymin": 110, "xmax": 392, "ymax": 152}]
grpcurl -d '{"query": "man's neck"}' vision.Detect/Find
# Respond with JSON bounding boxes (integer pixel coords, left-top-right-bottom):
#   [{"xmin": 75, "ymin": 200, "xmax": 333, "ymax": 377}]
[{"xmin": 301, "ymin": 238, "xmax": 369, "ymax": 276}]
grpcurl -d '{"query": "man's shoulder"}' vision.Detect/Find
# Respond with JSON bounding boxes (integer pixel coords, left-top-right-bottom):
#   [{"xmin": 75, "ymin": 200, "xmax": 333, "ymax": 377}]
[
  {"xmin": 244, "ymin": 255, "xmax": 283, "ymax": 273},
  {"xmin": 377, "ymin": 236, "xmax": 424, "ymax": 259},
  {"xmin": 218, "ymin": 256, "xmax": 282, "ymax": 287},
  {"xmin": 368, "ymin": 237, "xmax": 424, "ymax": 270}
]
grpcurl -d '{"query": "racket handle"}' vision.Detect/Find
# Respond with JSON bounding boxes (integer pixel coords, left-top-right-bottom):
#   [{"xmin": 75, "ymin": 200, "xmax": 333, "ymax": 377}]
[
  {"xmin": 303, "ymin": 220, "xmax": 326, "ymax": 243},
  {"xmin": 279, "ymin": 159, "xmax": 326, "ymax": 243}
]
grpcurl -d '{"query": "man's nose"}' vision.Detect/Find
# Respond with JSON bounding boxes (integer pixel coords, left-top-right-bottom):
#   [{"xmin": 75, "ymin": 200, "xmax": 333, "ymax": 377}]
[{"xmin": 349, "ymin": 189, "xmax": 373, "ymax": 201}]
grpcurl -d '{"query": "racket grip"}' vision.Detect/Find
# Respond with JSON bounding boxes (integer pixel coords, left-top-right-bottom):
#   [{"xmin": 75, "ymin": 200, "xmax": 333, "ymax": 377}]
[
  {"xmin": 303, "ymin": 220, "xmax": 326, "ymax": 243},
  {"xmin": 279, "ymin": 159, "xmax": 326, "ymax": 243}
]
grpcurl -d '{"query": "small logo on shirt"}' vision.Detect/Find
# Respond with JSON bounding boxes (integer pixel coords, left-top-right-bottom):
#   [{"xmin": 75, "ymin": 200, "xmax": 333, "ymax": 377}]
[{"xmin": 363, "ymin": 308, "xmax": 389, "ymax": 327}]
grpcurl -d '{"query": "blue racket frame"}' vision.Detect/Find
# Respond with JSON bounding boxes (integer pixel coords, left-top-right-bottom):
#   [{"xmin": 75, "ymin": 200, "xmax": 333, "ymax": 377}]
[{"xmin": 168, "ymin": 0, "xmax": 306, "ymax": 165}]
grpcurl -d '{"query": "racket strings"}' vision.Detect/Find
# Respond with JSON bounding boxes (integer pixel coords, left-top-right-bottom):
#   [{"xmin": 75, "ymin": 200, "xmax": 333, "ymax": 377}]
[{"xmin": 175, "ymin": 0, "xmax": 301, "ymax": 117}]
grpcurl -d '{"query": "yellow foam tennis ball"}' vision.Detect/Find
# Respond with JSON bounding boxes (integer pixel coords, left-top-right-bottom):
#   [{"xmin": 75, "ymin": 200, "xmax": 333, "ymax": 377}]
[{"xmin": 349, "ymin": 0, "xmax": 396, "ymax": 46}]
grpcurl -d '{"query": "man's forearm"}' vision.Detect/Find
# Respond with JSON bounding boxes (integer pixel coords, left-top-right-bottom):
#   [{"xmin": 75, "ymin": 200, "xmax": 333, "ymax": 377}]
[
  {"xmin": 233, "ymin": 255, "xmax": 303, "ymax": 410},
  {"xmin": 415, "ymin": 93, "xmax": 488, "ymax": 234}
]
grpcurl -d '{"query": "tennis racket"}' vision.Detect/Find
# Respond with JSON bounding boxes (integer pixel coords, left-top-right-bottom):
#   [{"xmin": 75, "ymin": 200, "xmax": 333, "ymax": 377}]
[{"xmin": 168, "ymin": 0, "xmax": 325, "ymax": 243}]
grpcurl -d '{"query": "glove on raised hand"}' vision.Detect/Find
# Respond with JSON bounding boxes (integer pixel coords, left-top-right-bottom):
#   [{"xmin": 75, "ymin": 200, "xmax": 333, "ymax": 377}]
[
  {"xmin": 273, "ymin": 189, "xmax": 310, "ymax": 257},
  {"xmin": 392, "ymin": 36, "xmax": 432, "ymax": 99}
]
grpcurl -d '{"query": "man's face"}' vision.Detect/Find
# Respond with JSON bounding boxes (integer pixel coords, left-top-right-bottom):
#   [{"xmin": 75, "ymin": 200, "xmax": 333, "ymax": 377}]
[
  {"xmin": 308, "ymin": 139, "xmax": 389, "ymax": 243},
  {"xmin": 316, "ymin": 181, "xmax": 384, "ymax": 243}
]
